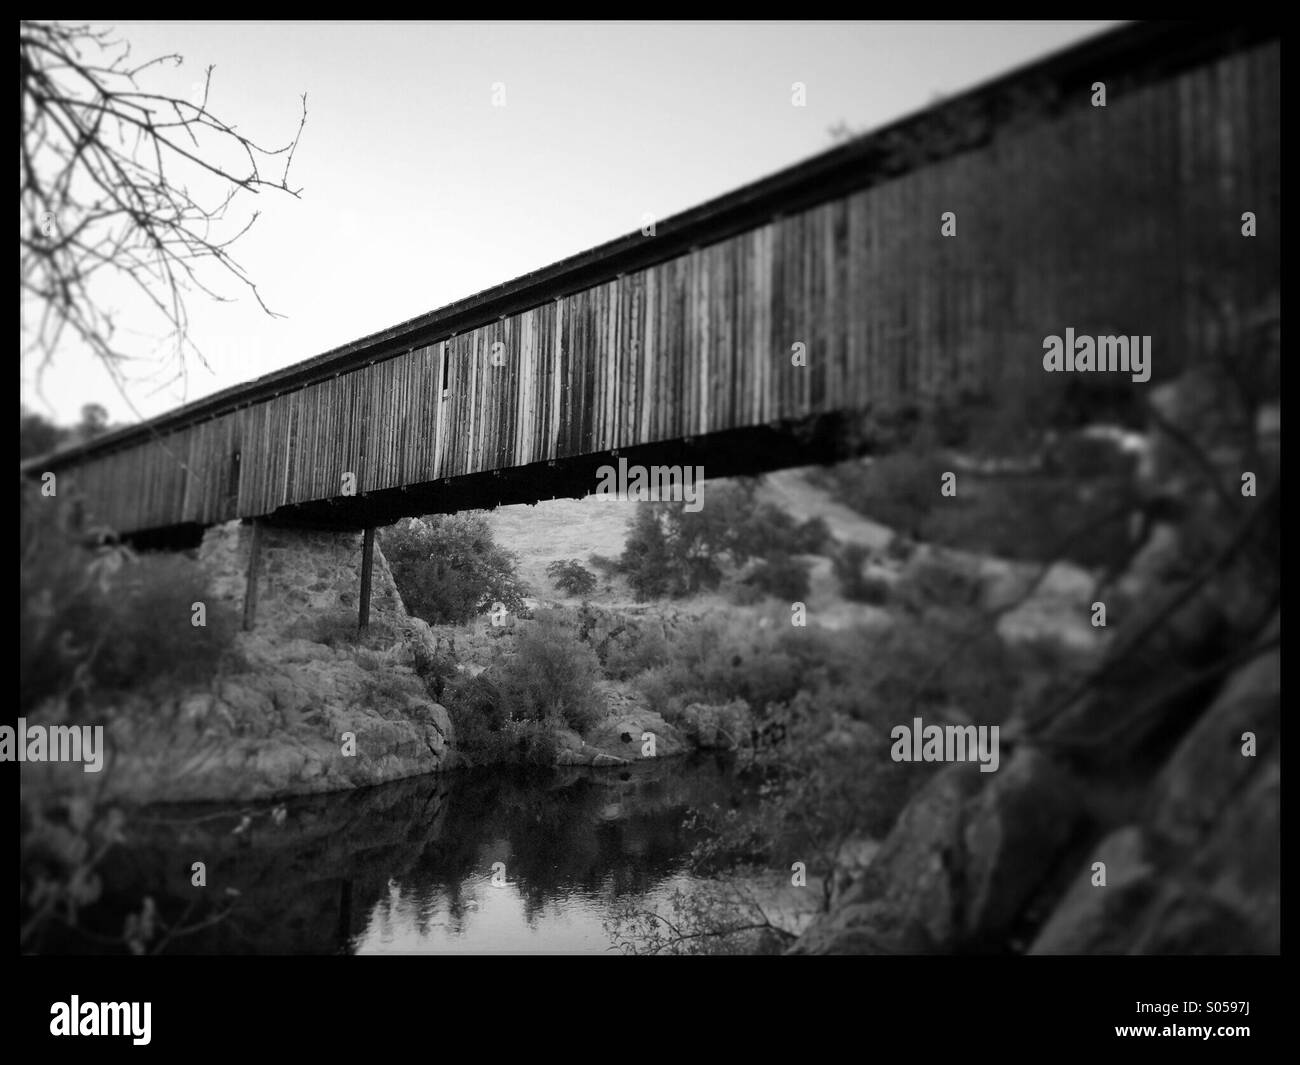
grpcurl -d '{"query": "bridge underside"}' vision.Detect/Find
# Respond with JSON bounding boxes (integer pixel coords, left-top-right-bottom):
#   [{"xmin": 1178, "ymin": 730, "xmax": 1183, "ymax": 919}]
[{"xmin": 123, "ymin": 408, "xmax": 898, "ymax": 550}]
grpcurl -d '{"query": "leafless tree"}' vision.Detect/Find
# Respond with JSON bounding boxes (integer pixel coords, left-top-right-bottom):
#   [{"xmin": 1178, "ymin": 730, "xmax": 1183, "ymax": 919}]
[{"xmin": 20, "ymin": 20, "xmax": 307, "ymax": 407}]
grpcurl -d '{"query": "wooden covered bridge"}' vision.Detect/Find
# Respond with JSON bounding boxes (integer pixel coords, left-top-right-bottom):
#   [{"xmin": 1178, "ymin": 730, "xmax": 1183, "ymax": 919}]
[{"xmin": 28, "ymin": 20, "xmax": 1279, "ymax": 586}]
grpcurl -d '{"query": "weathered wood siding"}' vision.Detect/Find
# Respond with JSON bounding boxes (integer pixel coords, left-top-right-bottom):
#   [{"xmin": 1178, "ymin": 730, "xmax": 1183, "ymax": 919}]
[{"xmin": 51, "ymin": 32, "xmax": 1279, "ymax": 536}]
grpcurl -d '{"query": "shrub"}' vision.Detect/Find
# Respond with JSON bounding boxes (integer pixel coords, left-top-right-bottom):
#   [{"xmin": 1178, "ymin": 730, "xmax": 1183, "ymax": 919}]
[
  {"xmin": 588, "ymin": 553, "xmax": 622, "ymax": 578},
  {"xmin": 495, "ymin": 614, "xmax": 604, "ymax": 732},
  {"xmin": 602, "ymin": 624, "xmax": 671, "ymax": 680},
  {"xmin": 443, "ymin": 624, "xmax": 601, "ymax": 761},
  {"xmin": 855, "ymin": 575, "xmax": 891, "ymax": 605},
  {"xmin": 892, "ymin": 554, "xmax": 983, "ymax": 614},
  {"xmin": 633, "ymin": 616, "xmax": 815, "ymax": 721},
  {"xmin": 381, "ymin": 514, "xmax": 526, "ymax": 624},
  {"xmin": 885, "ymin": 533, "xmax": 915, "ymax": 562},
  {"xmin": 743, "ymin": 554, "xmax": 811, "ymax": 602},
  {"xmin": 500, "ymin": 715, "xmax": 564, "ymax": 765},
  {"xmin": 546, "ymin": 559, "xmax": 598, "ymax": 597},
  {"xmin": 443, "ymin": 672, "xmax": 506, "ymax": 732},
  {"xmin": 411, "ymin": 646, "xmax": 458, "ymax": 702},
  {"xmin": 635, "ymin": 664, "xmax": 679, "ymax": 722},
  {"xmin": 794, "ymin": 516, "xmax": 833, "ymax": 555},
  {"xmin": 729, "ymin": 579, "xmax": 766, "ymax": 606},
  {"xmin": 833, "ymin": 543, "xmax": 890, "ymax": 604},
  {"xmin": 20, "ymin": 501, "xmax": 239, "ymax": 709}
]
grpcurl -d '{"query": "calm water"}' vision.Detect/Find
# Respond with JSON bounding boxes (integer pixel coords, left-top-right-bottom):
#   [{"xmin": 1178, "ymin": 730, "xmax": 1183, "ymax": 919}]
[{"xmin": 56, "ymin": 755, "xmax": 774, "ymax": 954}]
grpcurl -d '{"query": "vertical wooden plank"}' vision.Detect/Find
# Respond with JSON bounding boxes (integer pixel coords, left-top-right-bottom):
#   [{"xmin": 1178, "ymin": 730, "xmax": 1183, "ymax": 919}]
[
  {"xmin": 571, "ymin": 292, "xmax": 583, "ymax": 458},
  {"xmin": 583, "ymin": 288, "xmax": 596, "ymax": 455},
  {"xmin": 698, "ymin": 247, "xmax": 711, "ymax": 435},
  {"xmin": 641, "ymin": 269, "xmax": 656, "ymax": 443},
  {"xmin": 552, "ymin": 298, "xmax": 564, "ymax": 460},
  {"xmin": 595, "ymin": 282, "xmax": 607, "ymax": 452},
  {"xmin": 513, "ymin": 314, "xmax": 526, "ymax": 467},
  {"xmin": 466, "ymin": 332, "xmax": 480, "ymax": 473},
  {"xmin": 382, "ymin": 358, "xmax": 394, "ymax": 489},
  {"xmin": 483, "ymin": 326, "xmax": 496, "ymax": 476},
  {"xmin": 519, "ymin": 314, "xmax": 532, "ymax": 467},
  {"xmin": 433, "ymin": 342, "xmax": 446, "ymax": 480},
  {"xmin": 767, "ymin": 220, "xmax": 782, "ymax": 423},
  {"xmin": 656, "ymin": 262, "xmax": 669, "ymax": 441},
  {"xmin": 608, "ymin": 279, "xmax": 619, "ymax": 452}
]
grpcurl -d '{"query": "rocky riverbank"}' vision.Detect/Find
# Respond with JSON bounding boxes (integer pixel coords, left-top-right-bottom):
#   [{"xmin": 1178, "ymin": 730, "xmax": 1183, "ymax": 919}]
[
  {"xmin": 790, "ymin": 376, "xmax": 1280, "ymax": 955},
  {"xmin": 19, "ymin": 534, "xmax": 764, "ymax": 803}
]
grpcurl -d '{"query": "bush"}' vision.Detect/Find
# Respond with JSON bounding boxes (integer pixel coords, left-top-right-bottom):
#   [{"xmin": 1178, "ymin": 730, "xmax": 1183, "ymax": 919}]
[
  {"xmin": 411, "ymin": 646, "xmax": 458, "ymax": 702},
  {"xmin": 588, "ymin": 553, "xmax": 622, "ymax": 578},
  {"xmin": 94, "ymin": 554, "xmax": 240, "ymax": 692},
  {"xmin": 602, "ymin": 624, "xmax": 671, "ymax": 680},
  {"xmin": 633, "ymin": 615, "xmax": 820, "ymax": 721},
  {"xmin": 634, "ymin": 603, "xmax": 1017, "ymax": 735},
  {"xmin": 794, "ymin": 516, "xmax": 833, "ymax": 555},
  {"xmin": 501, "ymin": 715, "xmax": 564, "ymax": 765},
  {"xmin": 495, "ymin": 614, "xmax": 604, "ymax": 732},
  {"xmin": 855, "ymin": 575, "xmax": 891, "ymax": 605},
  {"xmin": 442, "ymin": 619, "xmax": 603, "ymax": 762},
  {"xmin": 546, "ymin": 559, "xmax": 598, "ymax": 597},
  {"xmin": 833, "ymin": 544, "xmax": 890, "ymax": 604},
  {"xmin": 443, "ymin": 672, "xmax": 506, "ymax": 732},
  {"xmin": 892, "ymin": 554, "xmax": 983, "ymax": 614},
  {"xmin": 729, "ymin": 579, "xmax": 766, "ymax": 606},
  {"xmin": 20, "ymin": 501, "xmax": 239, "ymax": 709},
  {"xmin": 382, "ymin": 514, "xmax": 526, "ymax": 624},
  {"xmin": 743, "ymin": 554, "xmax": 811, "ymax": 601}
]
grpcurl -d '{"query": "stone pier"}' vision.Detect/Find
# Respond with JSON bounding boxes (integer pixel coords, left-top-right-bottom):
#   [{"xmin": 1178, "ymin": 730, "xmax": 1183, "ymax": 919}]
[{"xmin": 198, "ymin": 521, "xmax": 406, "ymax": 637}]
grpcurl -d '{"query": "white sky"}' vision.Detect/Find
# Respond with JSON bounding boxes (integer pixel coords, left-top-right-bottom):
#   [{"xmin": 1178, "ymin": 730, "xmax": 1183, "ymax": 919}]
[{"xmin": 21, "ymin": 19, "xmax": 1120, "ymax": 426}]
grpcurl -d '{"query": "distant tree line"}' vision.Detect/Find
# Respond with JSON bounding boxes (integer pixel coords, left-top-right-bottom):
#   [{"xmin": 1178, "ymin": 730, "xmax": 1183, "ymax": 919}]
[{"xmin": 20, "ymin": 404, "xmax": 115, "ymax": 460}]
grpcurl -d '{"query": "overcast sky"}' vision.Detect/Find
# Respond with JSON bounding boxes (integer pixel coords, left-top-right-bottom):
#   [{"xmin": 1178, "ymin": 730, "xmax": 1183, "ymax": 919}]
[{"xmin": 22, "ymin": 19, "xmax": 1121, "ymax": 426}]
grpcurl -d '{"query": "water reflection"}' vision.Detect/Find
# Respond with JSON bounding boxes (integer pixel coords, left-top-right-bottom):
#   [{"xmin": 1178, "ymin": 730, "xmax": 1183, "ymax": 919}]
[{"xmin": 46, "ymin": 754, "xmax": 754, "ymax": 954}]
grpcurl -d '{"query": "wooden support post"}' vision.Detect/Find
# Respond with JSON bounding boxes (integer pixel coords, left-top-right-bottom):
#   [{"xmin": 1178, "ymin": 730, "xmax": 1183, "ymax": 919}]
[
  {"xmin": 358, "ymin": 526, "xmax": 375, "ymax": 631},
  {"xmin": 242, "ymin": 520, "xmax": 262, "ymax": 632}
]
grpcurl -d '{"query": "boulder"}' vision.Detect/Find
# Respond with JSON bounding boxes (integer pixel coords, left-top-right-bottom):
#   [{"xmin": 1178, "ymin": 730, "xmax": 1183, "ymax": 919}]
[
  {"xmin": 791, "ymin": 761, "xmax": 983, "ymax": 954},
  {"xmin": 960, "ymin": 747, "xmax": 1083, "ymax": 947},
  {"xmin": 1028, "ymin": 826, "xmax": 1156, "ymax": 954},
  {"xmin": 794, "ymin": 745, "xmax": 1082, "ymax": 955},
  {"xmin": 22, "ymin": 627, "xmax": 457, "ymax": 805},
  {"xmin": 995, "ymin": 560, "xmax": 1107, "ymax": 658},
  {"xmin": 585, "ymin": 704, "xmax": 687, "ymax": 760}
]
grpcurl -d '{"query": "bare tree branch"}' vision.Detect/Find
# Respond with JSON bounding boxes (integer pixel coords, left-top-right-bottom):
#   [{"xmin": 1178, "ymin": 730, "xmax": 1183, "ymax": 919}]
[{"xmin": 20, "ymin": 20, "xmax": 307, "ymax": 403}]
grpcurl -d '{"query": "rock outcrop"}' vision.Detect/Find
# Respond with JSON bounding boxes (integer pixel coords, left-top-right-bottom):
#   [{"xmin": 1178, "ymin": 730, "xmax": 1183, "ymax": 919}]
[
  {"xmin": 793, "ymin": 368, "xmax": 1279, "ymax": 955},
  {"xmin": 22, "ymin": 522, "xmax": 455, "ymax": 804}
]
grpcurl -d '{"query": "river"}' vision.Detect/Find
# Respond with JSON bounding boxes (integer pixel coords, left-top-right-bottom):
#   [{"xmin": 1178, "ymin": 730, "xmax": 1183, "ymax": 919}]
[{"xmin": 46, "ymin": 754, "xmax": 819, "ymax": 954}]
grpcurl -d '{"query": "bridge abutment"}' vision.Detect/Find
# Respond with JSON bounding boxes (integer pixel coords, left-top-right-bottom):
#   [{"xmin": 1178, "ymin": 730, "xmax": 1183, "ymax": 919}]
[{"xmin": 199, "ymin": 520, "xmax": 405, "ymax": 637}]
